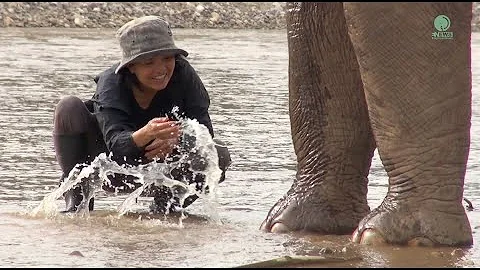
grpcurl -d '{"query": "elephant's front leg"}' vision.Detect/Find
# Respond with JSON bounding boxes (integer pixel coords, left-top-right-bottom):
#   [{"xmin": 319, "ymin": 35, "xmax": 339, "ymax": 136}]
[
  {"xmin": 344, "ymin": 3, "xmax": 473, "ymax": 246},
  {"xmin": 260, "ymin": 2, "xmax": 375, "ymax": 234}
]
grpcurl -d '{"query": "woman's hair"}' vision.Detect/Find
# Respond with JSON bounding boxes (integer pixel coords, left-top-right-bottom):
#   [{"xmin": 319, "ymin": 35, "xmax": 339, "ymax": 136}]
[{"xmin": 122, "ymin": 69, "xmax": 141, "ymax": 91}]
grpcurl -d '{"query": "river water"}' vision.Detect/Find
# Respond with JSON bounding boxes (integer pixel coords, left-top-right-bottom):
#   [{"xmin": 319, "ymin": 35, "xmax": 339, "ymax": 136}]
[{"xmin": 0, "ymin": 27, "xmax": 479, "ymax": 268}]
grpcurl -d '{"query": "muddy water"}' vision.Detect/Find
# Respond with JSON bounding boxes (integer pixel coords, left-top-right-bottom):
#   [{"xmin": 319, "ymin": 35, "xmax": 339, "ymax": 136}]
[{"xmin": 0, "ymin": 27, "xmax": 479, "ymax": 267}]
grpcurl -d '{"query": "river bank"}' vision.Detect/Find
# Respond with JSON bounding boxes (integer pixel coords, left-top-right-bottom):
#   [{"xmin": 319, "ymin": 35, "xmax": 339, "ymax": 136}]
[
  {"xmin": 1, "ymin": 2, "xmax": 479, "ymax": 31},
  {"xmin": 0, "ymin": 2, "xmax": 286, "ymax": 29}
]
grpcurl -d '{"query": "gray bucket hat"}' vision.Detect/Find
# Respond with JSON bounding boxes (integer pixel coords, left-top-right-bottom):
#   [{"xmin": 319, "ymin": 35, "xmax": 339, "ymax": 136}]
[{"xmin": 114, "ymin": 16, "xmax": 188, "ymax": 74}]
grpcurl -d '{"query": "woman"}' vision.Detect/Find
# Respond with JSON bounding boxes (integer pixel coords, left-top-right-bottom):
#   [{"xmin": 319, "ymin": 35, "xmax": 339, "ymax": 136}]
[{"xmin": 53, "ymin": 16, "xmax": 231, "ymax": 214}]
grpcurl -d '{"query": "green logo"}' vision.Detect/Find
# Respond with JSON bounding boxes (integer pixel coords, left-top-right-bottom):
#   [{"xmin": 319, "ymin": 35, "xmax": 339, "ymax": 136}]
[
  {"xmin": 432, "ymin": 14, "xmax": 453, "ymax": 40},
  {"xmin": 434, "ymin": 15, "xmax": 451, "ymax": 31}
]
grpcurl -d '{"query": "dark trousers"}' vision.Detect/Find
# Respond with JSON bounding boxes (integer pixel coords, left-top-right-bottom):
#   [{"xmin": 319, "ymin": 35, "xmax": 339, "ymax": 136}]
[
  {"xmin": 52, "ymin": 95, "xmax": 231, "ymax": 211},
  {"xmin": 53, "ymin": 96, "xmax": 107, "ymax": 176}
]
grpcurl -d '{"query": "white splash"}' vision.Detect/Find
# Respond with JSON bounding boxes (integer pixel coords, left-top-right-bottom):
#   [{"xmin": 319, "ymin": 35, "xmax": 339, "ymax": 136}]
[{"xmin": 31, "ymin": 114, "xmax": 223, "ymax": 226}]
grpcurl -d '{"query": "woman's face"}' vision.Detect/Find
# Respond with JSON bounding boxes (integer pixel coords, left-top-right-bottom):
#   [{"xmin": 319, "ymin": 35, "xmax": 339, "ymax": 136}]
[{"xmin": 128, "ymin": 54, "xmax": 176, "ymax": 92}]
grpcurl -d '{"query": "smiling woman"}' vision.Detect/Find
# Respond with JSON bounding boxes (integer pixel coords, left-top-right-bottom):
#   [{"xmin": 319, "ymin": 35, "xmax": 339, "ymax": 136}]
[
  {"xmin": 51, "ymin": 15, "xmax": 232, "ymax": 215},
  {"xmin": 128, "ymin": 55, "xmax": 177, "ymax": 106}
]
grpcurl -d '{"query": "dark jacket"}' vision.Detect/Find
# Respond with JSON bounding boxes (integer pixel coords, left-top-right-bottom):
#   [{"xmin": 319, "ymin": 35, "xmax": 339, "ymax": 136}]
[{"xmin": 91, "ymin": 56, "xmax": 214, "ymax": 165}]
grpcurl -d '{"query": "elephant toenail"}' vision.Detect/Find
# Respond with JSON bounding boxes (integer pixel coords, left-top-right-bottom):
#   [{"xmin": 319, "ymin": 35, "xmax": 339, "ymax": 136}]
[
  {"xmin": 359, "ymin": 228, "xmax": 387, "ymax": 245},
  {"xmin": 271, "ymin": 222, "xmax": 291, "ymax": 233}
]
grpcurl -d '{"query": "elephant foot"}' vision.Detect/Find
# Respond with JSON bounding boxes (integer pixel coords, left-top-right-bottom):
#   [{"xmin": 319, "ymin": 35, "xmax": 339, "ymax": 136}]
[
  {"xmin": 351, "ymin": 201, "xmax": 473, "ymax": 247},
  {"xmin": 260, "ymin": 188, "xmax": 370, "ymax": 234}
]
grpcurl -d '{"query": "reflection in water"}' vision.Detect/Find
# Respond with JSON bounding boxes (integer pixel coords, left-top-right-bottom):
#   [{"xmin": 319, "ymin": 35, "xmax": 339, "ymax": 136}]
[{"xmin": 0, "ymin": 28, "xmax": 479, "ymax": 267}]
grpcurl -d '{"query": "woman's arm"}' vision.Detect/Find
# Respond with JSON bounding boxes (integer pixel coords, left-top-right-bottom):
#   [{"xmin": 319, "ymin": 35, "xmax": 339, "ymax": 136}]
[
  {"xmin": 95, "ymin": 105, "xmax": 145, "ymax": 160},
  {"xmin": 180, "ymin": 58, "xmax": 215, "ymax": 138},
  {"xmin": 93, "ymin": 66, "xmax": 145, "ymax": 162}
]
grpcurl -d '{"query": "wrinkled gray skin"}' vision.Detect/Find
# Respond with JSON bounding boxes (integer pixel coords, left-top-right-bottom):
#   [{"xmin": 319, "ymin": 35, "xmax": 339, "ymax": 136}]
[{"xmin": 260, "ymin": 2, "xmax": 473, "ymax": 247}]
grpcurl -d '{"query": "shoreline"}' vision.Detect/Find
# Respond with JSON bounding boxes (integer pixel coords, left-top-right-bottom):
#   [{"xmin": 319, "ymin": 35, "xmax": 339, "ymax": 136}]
[
  {"xmin": 0, "ymin": 2, "xmax": 286, "ymax": 29},
  {"xmin": 2, "ymin": 2, "xmax": 480, "ymax": 31}
]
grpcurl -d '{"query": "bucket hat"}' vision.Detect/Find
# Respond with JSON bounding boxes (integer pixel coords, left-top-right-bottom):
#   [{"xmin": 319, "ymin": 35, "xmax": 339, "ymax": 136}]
[{"xmin": 114, "ymin": 16, "xmax": 188, "ymax": 74}]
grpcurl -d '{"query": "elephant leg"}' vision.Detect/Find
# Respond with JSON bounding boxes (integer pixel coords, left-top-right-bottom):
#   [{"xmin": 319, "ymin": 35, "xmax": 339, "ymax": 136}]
[
  {"xmin": 260, "ymin": 2, "xmax": 375, "ymax": 234},
  {"xmin": 344, "ymin": 3, "xmax": 473, "ymax": 246}
]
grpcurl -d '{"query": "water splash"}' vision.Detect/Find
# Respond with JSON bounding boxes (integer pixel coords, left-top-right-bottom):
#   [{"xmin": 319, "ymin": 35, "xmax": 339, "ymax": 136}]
[{"xmin": 31, "ymin": 114, "xmax": 223, "ymax": 226}]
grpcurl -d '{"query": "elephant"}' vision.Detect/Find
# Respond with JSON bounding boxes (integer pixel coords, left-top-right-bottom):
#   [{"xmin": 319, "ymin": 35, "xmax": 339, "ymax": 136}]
[{"xmin": 260, "ymin": 2, "xmax": 473, "ymax": 247}]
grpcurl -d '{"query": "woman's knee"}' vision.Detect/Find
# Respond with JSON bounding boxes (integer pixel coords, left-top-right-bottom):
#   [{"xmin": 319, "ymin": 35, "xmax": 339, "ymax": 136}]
[
  {"xmin": 55, "ymin": 95, "xmax": 84, "ymax": 115},
  {"xmin": 53, "ymin": 95, "xmax": 92, "ymax": 134}
]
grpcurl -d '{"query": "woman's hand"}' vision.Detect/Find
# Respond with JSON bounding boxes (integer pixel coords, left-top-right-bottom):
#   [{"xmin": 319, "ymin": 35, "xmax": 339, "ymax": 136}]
[
  {"xmin": 132, "ymin": 117, "xmax": 182, "ymax": 159},
  {"xmin": 144, "ymin": 117, "xmax": 180, "ymax": 140},
  {"xmin": 144, "ymin": 137, "xmax": 179, "ymax": 160}
]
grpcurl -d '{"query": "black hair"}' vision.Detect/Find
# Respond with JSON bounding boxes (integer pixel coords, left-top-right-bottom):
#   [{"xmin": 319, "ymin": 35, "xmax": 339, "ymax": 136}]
[{"xmin": 122, "ymin": 69, "xmax": 141, "ymax": 91}]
